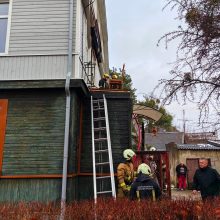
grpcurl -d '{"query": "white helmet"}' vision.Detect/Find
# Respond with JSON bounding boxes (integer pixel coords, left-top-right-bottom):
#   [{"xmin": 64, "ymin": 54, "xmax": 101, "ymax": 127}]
[
  {"xmin": 150, "ymin": 146, "xmax": 156, "ymax": 151},
  {"xmin": 123, "ymin": 149, "xmax": 136, "ymax": 160},
  {"xmin": 138, "ymin": 163, "xmax": 151, "ymax": 175}
]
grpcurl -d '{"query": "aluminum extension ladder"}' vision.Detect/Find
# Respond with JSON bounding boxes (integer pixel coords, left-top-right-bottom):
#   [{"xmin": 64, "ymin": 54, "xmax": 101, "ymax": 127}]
[{"xmin": 91, "ymin": 94, "xmax": 116, "ymax": 203}]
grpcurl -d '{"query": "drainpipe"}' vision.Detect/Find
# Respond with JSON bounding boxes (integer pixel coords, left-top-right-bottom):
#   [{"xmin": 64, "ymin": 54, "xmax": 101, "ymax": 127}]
[{"xmin": 60, "ymin": 0, "xmax": 73, "ymax": 216}]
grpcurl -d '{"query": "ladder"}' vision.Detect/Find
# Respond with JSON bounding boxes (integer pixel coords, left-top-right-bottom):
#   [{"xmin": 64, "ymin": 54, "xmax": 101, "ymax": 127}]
[{"xmin": 91, "ymin": 94, "xmax": 116, "ymax": 203}]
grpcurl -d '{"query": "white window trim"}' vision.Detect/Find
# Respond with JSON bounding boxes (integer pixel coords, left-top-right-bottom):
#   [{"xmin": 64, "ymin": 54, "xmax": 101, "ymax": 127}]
[{"xmin": 0, "ymin": 0, "xmax": 13, "ymax": 55}]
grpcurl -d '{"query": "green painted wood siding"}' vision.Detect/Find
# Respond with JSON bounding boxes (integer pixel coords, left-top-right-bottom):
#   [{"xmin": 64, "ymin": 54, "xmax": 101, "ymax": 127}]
[
  {"xmin": 1, "ymin": 89, "xmax": 65, "ymax": 175},
  {"xmin": 0, "ymin": 178, "xmax": 77, "ymax": 202},
  {"xmin": 0, "ymin": 89, "xmax": 80, "ymax": 176},
  {"xmin": 68, "ymin": 93, "xmax": 80, "ymax": 174},
  {"xmin": 77, "ymin": 176, "xmax": 93, "ymax": 200}
]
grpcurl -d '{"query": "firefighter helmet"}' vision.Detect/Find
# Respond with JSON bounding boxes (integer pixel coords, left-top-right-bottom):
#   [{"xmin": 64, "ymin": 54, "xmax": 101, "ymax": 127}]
[
  {"xmin": 112, "ymin": 74, "xmax": 118, "ymax": 79},
  {"xmin": 138, "ymin": 163, "xmax": 151, "ymax": 175},
  {"xmin": 103, "ymin": 73, "xmax": 109, "ymax": 78},
  {"xmin": 150, "ymin": 146, "xmax": 157, "ymax": 151},
  {"xmin": 123, "ymin": 149, "xmax": 136, "ymax": 160}
]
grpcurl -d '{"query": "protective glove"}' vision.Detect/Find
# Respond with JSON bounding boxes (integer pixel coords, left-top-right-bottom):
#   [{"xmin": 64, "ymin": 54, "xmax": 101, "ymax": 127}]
[
  {"xmin": 120, "ymin": 182, "xmax": 131, "ymax": 196},
  {"xmin": 126, "ymin": 176, "xmax": 131, "ymax": 182},
  {"xmin": 127, "ymin": 185, "xmax": 131, "ymax": 191}
]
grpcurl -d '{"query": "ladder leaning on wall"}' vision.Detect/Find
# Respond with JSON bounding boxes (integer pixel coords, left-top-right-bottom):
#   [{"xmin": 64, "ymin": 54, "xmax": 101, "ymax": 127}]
[{"xmin": 91, "ymin": 94, "xmax": 116, "ymax": 203}]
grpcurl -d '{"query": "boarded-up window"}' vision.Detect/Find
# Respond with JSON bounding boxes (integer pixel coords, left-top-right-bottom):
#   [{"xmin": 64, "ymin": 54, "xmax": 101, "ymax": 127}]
[{"xmin": 0, "ymin": 99, "xmax": 8, "ymax": 173}]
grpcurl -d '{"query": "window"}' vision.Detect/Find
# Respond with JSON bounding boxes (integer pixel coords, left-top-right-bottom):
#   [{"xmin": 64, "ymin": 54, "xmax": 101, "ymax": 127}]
[{"xmin": 0, "ymin": 1, "xmax": 9, "ymax": 53}]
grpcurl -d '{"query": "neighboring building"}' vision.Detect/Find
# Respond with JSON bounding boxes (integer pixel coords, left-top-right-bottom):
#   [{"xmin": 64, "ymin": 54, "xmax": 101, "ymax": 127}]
[
  {"xmin": 208, "ymin": 140, "xmax": 220, "ymax": 147},
  {"xmin": 0, "ymin": 0, "xmax": 132, "ymax": 202},
  {"xmin": 184, "ymin": 132, "xmax": 218, "ymax": 144},
  {"xmin": 166, "ymin": 143, "xmax": 220, "ymax": 188},
  {"xmin": 144, "ymin": 129, "xmax": 220, "ymax": 189},
  {"xmin": 145, "ymin": 132, "xmax": 184, "ymax": 150}
]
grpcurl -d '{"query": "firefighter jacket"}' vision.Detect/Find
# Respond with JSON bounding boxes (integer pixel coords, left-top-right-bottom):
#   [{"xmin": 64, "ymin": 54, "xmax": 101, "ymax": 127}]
[
  {"xmin": 130, "ymin": 173, "xmax": 161, "ymax": 201},
  {"xmin": 117, "ymin": 160, "xmax": 135, "ymax": 197}
]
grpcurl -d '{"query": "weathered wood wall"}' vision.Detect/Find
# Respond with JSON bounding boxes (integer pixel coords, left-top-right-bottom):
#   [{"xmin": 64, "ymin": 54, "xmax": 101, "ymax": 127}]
[
  {"xmin": 0, "ymin": 81, "xmax": 132, "ymax": 202},
  {"xmin": 2, "ymin": 89, "xmax": 65, "ymax": 175},
  {"xmin": 0, "ymin": 82, "xmax": 83, "ymax": 202},
  {"xmin": 0, "ymin": 178, "xmax": 78, "ymax": 202}
]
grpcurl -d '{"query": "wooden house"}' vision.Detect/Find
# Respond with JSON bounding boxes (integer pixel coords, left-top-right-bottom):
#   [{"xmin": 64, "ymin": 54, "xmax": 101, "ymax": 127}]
[{"xmin": 0, "ymin": 0, "xmax": 132, "ymax": 202}]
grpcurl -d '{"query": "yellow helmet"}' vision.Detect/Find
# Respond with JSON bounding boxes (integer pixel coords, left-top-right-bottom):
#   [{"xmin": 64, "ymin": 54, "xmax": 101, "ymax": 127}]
[
  {"xmin": 123, "ymin": 149, "xmax": 136, "ymax": 160},
  {"xmin": 103, "ymin": 73, "xmax": 109, "ymax": 78},
  {"xmin": 150, "ymin": 146, "xmax": 157, "ymax": 151},
  {"xmin": 138, "ymin": 163, "xmax": 151, "ymax": 175},
  {"xmin": 112, "ymin": 74, "xmax": 118, "ymax": 79}
]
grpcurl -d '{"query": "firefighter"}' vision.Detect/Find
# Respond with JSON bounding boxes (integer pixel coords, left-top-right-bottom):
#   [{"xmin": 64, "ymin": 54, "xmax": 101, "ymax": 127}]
[
  {"xmin": 130, "ymin": 163, "xmax": 161, "ymax": 201},
  {"xmin": 99, "ymin": 73, "xmax": 109, "ymax": 89},
  {"xmin": 111, "ymin": 74, "xmax": 118, "ymax": 79},
  {"xmin": 117, "ymin": 149, "xmax": 136, "ymax": 198},
  {"xmin": 148, "ymin": 146, "xmax": 159, "ymax": 185},
  {"xmin": 110, "ymin": 74, "xmax": 120, "ymax": 89}
]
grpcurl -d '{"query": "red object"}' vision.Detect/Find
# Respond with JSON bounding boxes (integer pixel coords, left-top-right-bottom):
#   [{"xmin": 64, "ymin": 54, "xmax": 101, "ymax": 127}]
[
  {"xmin": 0, "ymin": 99, "xmax": 8, "ymax": 175},
  {"xmin": 109, "ymin": 79, "xmax": 123, "ymax": 89},
  {"xmin": 152, "ymin": 127, "xmax": 157, "ymax": 136},
  {"xmin": 178, "ymin": 175, "xmax": 187, "ymax": 189},
  {"xmin": 132, "ymin": 114, "xmax": 142, "ymax": 151}
]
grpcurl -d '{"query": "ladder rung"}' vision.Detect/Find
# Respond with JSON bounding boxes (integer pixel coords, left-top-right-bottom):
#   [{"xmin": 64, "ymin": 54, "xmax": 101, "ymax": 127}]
[
  {"xmin": 93, "ymin": 107, "xmax": 104, "ymax": 111},
  {"xmin": 96, "ymin": 162, "xmax": 109, "ymax": 166},
  {"xmin": 94, "ymin": 127, "xmax": 106, "ymax": 131},
  {"xmin": 95, "ymin": 149, "xmax": 108, "ymax": 153},
  {"xmin": 96, "ymin": 176, "xmax": 111, "ymax": 179},
  {"xmin": 97, "ymin": 190, "xmax": 112, "ymax": 194},
  {"xmin": 94, "ymin": 117, "xmax": 105, "ymax": 121},
  {"xmin": 93, "ymin": 99, "xmax": 104, "ymax": 103},
  {"xmin": 94, "ymin": 138, "xmax": 107, "ymax": 142}
]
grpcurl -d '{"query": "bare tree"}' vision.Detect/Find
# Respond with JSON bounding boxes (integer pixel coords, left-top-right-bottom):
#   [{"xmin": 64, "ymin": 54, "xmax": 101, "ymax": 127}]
[{"xmin": 157, "ymin": 0, "xmax": 220, "ymax": 129}]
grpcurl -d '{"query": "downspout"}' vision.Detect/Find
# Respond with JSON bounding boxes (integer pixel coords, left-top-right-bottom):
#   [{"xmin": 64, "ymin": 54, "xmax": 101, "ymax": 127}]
[{"xmin": 61, "ymin": 0, "xmax": 74, "ymax": 215}]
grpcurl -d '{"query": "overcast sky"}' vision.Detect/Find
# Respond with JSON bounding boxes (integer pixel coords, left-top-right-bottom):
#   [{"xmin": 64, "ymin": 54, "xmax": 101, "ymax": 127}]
[{"xmin": 105, "ymin": 0, "xmax": 207, "ymax": 132}]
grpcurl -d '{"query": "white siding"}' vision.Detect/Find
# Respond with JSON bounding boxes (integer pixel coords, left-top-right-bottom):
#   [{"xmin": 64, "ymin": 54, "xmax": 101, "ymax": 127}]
[
  {"xmin": 79, "ymin": 3, "xmax": 89, "ymax": 79},
  {"xmin": 0, "ymin": 0, "xmax": 108, "ymax": 82},
  {"xmin": 9, "ymin": 0, "xmax": 74, "ymax": 55},
  {"xmin": 0, "ymin": 55, "xmax": 68, "ymax": 79}
]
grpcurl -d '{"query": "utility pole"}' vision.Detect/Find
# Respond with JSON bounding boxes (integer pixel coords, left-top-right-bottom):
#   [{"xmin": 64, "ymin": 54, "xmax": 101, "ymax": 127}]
[
  {"xmin": 183, "ymin": 110, "xmax": 186, "ymax": 134},
  {"xmin": 177, "ymin": 110, "xmax": 191, "ymax": 144}
]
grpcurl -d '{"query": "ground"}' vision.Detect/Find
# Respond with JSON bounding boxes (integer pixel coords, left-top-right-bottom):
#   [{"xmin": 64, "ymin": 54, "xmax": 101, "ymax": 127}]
[{"xmin": 171, "ymin": 188, "xmax": 202, "ymax": 200}]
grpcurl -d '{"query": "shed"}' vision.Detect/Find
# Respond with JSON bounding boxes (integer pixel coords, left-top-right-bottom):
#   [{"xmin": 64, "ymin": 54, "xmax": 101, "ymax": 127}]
[{"xmin": 166, "ymin": 143, "xmax": 220, "ymax": 188}]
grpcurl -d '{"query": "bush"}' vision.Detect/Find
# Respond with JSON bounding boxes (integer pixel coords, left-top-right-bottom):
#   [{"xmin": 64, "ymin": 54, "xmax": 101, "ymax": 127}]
[{"xmin": 0, "ymin": 197, "xmax": 220, "ymax": 219}]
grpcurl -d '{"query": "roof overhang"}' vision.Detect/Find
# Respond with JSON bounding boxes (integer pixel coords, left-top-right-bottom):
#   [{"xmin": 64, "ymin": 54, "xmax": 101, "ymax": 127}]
[{"xmin": 133, "ymin": 104, "xmax": 163, "ymax": 122}]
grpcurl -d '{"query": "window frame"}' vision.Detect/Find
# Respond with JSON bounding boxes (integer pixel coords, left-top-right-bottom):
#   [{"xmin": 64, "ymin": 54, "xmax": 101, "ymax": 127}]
[{"xmin": 0, "ymin": 0, "xmax": 12, "ymax": 55}]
